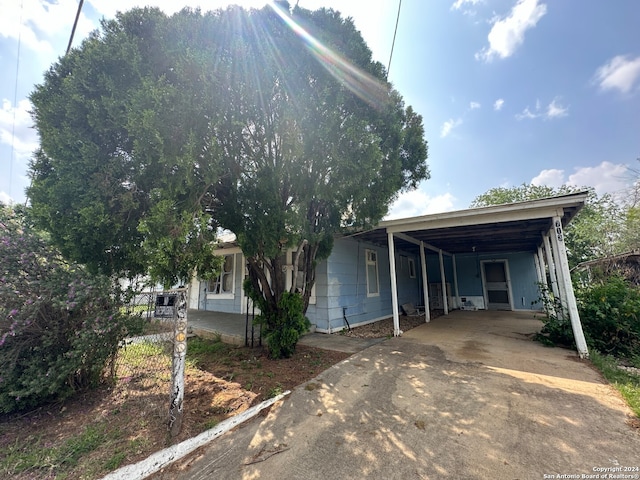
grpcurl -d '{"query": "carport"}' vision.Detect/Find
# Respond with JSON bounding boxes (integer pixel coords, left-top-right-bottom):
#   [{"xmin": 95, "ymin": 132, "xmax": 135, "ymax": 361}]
[{"xmin": 352, "ymin": 192, "xmax": 590, "ymax": 358}]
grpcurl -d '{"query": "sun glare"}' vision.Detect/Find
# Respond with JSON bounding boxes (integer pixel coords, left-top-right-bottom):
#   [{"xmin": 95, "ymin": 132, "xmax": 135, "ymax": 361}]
[{"xmin": 268, "ymin": 2, "xmax": 389, "ymax": 110}]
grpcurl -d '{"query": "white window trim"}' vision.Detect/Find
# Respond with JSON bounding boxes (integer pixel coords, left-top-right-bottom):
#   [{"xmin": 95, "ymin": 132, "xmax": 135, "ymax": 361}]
[
  {"xmin": 207, "ymin": 253, "xmax": 236, "ymax": 300},
  {"xmin": 365, "ymin": 249, "xmax": 380, "ymax": 297},
  {"xmin": 408, "ymin": 258, "xmax": 416, "ymax": 278},
  {"xmin": 287, "ymin": 250, "xmax": 316, "ymax": 305}
]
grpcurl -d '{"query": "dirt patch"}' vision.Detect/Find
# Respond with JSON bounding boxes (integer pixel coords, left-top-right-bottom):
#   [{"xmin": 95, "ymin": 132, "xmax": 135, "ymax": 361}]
[
  {"xmin": 0, "ymin": 342, "xmax": 349, "ymax": 480},
  {"xmin": 0, "ymin": 315, "xmax": 434, "ymax": 479},
  {"xmin": 342, "ymin": 311, "xmax": 442, "ymax": 338}
]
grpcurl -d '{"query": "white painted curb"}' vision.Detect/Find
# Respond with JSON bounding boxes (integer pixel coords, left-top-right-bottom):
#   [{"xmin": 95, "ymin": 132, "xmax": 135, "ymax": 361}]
[{"xmin": 101, "ymin": 391, "xmax": 290, "ymax": 480}]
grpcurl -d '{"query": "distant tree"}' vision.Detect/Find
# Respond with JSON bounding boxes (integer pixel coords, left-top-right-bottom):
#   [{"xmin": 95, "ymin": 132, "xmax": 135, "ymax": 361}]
[
  {"xmin": 470, "ymin": 184, "xmax": 623, "ymax": 268},
  {"xmin": 29, "ymin": 4, "xmax": 429, "ymax": 357}
]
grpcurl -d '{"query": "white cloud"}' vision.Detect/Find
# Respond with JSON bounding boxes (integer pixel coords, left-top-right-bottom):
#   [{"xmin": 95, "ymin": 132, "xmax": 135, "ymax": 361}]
[
  {"xmin": 476, "ymin": 0, "xmax": 547, "ymax": 62},
  {"xmin": 0, "ymin": 191, "xmax": 13, "ymax": 205},
  {"xmin": 386, "ymin": 190, "xmax": 456, "ymax": 220},
  {"xmin": 440, "ymin": 118, "xmax": 463, "ymax": 138},
  {"xmin": 469, "ymin": 101, "xmax": 481, "ymax": 109},
  {"xmin": 0, "ymin": 0, "xmax": 94, "ymax": 53},
  {"xmin": 531, "ymin": 168, "xmax": 565, "ymax": 188},
  {"xmin": 531, "ymin": 162, "xmax": 631, "ymax": 198},
  {"xmin": 0, "ymin": 99, "xmax": 39, "ymax": 162},
  {"xmin": 516, "ymin": 97, "xmax": 568, "ymax": 120},
  {"xmin": 593, "ymin": 55, "xmax": 640, "ymax": 94},
  {"xmin": 493, "ymin": 98, "xmax": 505, "ymax": 111},
  {"xmin": 451, "ymin": 0, "xmax": 482, "ymax": 10},
  {"xmin": 546, "ymin": 98, "xmax": 568, "ymax": 118}
]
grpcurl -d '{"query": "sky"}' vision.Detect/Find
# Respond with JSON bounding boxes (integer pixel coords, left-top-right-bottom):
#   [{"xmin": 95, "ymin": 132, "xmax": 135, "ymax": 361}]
[{"xmin": 1, "ymin": 0, "xmax": 639, "ymax": 219}]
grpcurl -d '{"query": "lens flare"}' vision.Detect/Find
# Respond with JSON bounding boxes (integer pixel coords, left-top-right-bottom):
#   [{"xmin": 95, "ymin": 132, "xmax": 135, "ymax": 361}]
[{"xmin": 269, "ymin": 2, "xmax": 390, "ymax": 110}]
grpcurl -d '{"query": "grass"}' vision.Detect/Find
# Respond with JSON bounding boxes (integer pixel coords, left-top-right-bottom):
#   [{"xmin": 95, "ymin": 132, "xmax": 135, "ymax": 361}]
[
  {"xmin": 1, "ymin": 424, "xmax": 107, "ymax": 478},
  {"xmin": 590, "ymin": 350, "xmax": 640, "ymax": 418}
]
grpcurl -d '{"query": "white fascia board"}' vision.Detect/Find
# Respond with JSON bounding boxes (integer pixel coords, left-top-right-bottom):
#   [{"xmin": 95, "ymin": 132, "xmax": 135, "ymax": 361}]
[
  {"xmin": 384, "ymin": 203, "xmax": 577, "ymax": 234},
  {"xmin": 382, "ymin": 193, "xmax": 588, "ymax": 234}
]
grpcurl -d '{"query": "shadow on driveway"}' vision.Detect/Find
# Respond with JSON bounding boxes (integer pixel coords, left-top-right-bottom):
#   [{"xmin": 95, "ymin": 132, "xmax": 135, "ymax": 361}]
[{"xmin": 151, "ymin": 310, "xmax": 640, "ymax": 479}]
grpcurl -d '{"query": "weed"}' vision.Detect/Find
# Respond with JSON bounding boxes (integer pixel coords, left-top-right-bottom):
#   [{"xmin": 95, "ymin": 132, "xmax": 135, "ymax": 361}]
[
  {"xmin": 267, "ymin": 384, "xmax": 284, "ymax": 398},
  {"xmin": 590, "ymin": 351, "xmax": 640, "ymax": 418},
  {"xmin": 104, "ymin": 451, "xmax": 127, "ymax": 471},
  {"xmin": 203, "ymin": 419, "xmax": 219, "ymax": 430}
]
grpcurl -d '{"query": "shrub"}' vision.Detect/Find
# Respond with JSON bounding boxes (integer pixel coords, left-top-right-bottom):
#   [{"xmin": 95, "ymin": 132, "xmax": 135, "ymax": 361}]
[
  {"xmin": 576, "ymin": 276, "xmax": 640, "ymax": 358},
  {"xmin": 0, "ymin": 204, "xmax": 133, "ymax": 413},
  {"xmin": 248, "ymin": 284, "xmax": 310, "ymax": 359},
  {"xmin": 536, "ymin": 277, "xmax": 640, "ymax": 358}
]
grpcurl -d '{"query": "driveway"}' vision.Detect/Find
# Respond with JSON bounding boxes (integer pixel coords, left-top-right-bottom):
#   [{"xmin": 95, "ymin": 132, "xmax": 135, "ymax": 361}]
[{"xmin": 153, "ymin": 310, "xmax": 640, "ymax": 479}]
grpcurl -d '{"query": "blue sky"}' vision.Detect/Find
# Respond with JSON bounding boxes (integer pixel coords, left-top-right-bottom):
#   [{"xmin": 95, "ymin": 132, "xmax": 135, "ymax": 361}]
[{"xmin": 1, "ymin": 0, "xmax": 639, "ymax": 218}]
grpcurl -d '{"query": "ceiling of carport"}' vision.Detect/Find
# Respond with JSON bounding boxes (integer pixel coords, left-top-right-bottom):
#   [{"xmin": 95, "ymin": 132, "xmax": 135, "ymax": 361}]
[{"xmin": 348, "ymin": 193, "xmax": 586, "ymax": 256}]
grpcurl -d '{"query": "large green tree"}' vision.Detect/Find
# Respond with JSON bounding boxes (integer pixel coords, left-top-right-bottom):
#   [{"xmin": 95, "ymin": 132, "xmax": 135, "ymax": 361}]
[
  {"xmin": 470, "ymin": 184, "xmax": 623, "ymax": 268},
  {"xmin": 29, "ymin": 4, "xmax": 429, "ymax": 350}
]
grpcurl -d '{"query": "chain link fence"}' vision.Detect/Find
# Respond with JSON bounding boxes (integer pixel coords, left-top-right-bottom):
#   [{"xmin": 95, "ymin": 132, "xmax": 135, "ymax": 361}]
[{"xmin": 114, "ymin": 288, "xmax": 182, "ymax": 427}]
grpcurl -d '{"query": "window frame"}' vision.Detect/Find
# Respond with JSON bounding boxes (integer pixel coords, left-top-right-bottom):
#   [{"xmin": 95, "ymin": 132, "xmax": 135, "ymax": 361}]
[
  {"xmin": 365, "ymin": 249, "xmax": 380, "ymax": 297},
  {"xmin": 207, "ymin": 254, "xmax": 236, "ymax": 299},
  {"xmin": 408, "ymin": 258, "xmax": 416, "ymax": 278}
]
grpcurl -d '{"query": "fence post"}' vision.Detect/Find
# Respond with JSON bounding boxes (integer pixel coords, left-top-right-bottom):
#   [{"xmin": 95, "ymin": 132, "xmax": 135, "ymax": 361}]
[{"xmin": 168, "ymin": 288, "xmax": 188, "ymax": 437}]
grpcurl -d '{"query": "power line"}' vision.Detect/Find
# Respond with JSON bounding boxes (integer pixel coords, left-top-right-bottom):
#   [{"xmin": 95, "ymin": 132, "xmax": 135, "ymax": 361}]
[
  {"xmin": 387, "ymin": 0, "xmax": 402, "ymax": 77},
  {"xmin": 66, "ymin": 0, "xmax": 85, "ymax": 54},
  {"xmin": 10, "ymin": 0, "xmax": 24, "ymax": 204}
]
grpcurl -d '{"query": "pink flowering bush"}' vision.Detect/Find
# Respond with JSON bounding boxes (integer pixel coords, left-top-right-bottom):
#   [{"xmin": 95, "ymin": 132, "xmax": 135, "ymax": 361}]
[{"xmin": 0, "ymin": 204, "xmax": 132, "ymax": 413}]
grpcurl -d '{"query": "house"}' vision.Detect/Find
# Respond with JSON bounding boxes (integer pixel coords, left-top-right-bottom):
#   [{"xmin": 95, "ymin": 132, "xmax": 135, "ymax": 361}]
[{"xmin": 188, "ymin": 191, "xmax": 590, "ymax": 358}]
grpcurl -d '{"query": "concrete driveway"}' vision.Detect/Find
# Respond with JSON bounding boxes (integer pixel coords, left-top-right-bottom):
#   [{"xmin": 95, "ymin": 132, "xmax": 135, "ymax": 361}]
[{"xmin": 154, "ymin": 310, "xmax": 640, "ymax": 479}]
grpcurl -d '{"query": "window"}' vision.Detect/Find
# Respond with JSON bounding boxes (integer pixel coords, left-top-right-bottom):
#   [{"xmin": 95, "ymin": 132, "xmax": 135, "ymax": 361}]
[
  {"xmin": 408, "ymin": 258, "xmax": 416, "ymax": 278},
  {"xmin": 366, "ymin": 249, "xmax": 379, "ymax": 297},
  {"xmin": 208, "ymin": 254, "xmax": 235, "ymax": 297}
]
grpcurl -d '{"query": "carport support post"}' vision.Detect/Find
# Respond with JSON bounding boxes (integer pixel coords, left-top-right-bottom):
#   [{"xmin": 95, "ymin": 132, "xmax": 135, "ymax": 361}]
[
  {"xmin": 550, "ymin": 216, "xmax": 589, "ymax": 359},
  {"xmin": 438, "ymin": 249, "xmax": 448, "ymax": 315},
  {"xmin": 452, "ymin": 255, "xmax": 460, "ymax": 310},
  {"xmin": 388, "ymin": 232, "xmax": 402, "ymax": 336},
  {"xmin": 419, "ymin": 241, "xmax": 430, "ymax": 322},
  {"xmin": 543, "ymin": 233, "xmax": 563, "ymax": 318}
]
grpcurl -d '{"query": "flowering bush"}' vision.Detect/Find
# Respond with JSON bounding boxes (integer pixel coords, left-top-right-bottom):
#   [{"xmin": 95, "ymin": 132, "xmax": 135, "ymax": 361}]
[{"xmin": 0, "ymin": 204, "xmax": 132, "ymax": 413}]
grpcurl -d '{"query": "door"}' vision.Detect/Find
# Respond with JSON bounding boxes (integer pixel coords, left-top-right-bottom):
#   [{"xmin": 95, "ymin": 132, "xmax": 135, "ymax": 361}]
[{"xmin": 482, "ymin": 260, "xmax": 512, "ymax": 310}]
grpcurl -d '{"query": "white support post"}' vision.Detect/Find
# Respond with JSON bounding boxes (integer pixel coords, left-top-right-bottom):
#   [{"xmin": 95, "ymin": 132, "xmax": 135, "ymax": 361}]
[
  {"xmin": 388, "ymin": 232, "xmax": 402, "ymax": 336},
  {"xmin": 452, "ymin": 254, "xmax": 459, "ymax": 310},
  {"xmin": 543, "ymin": 233, "xmax": 563, "ymax": 317},
  {"xmin": 535, "ymin": 247, "xmax": 546, "ymax": 287},
  {"xmin": 439, "ymin": 249, "xmax": 448, "ymax": 315},
  {"xmin": 536, "ymin": 246, "xmax": 555, "ymax": 317},
  {"xmin": 169, "ymin": 288, "xmax": 188, "ymax": 437},
  {"xmin": 550, "ymin": 217, "xmax": 589, "ymax": 358},
  {"xmin": 533, "ymin": 250, "xmax": 543, "ymax": 284},
  {"xmin": 548, "ymin": 231, "xmax": 569, "ymax": 318},
  {"xmin": 419, "ymin": 241, "xmax": 430, "ymax": 322}
]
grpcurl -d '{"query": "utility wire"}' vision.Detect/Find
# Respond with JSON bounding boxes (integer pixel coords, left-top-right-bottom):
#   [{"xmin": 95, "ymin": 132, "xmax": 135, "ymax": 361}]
[
  {"xmin": 387, "ymin": 0, "xmax": 402, "ymax": 77},
  {"xmin": 10, "ymin": 0, "xmax": 24, "ymax": 204},
  {"xmin": 66, "ymin": 0, "xmax": 85, "ymax": 54}
]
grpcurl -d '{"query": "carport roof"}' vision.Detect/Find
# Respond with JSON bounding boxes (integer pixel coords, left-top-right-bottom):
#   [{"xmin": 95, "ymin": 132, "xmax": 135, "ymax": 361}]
[{"xmin": 349, "ymin": 191, "xmax": 588, "ymax": 255}]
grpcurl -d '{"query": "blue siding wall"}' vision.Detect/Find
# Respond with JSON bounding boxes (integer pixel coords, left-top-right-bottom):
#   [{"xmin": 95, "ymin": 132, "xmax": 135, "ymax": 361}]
[
  {"xmin": 454, "ymin": 252, "xmax": 542, "ymax": 311},
  {"xmin": 324, "ymin": 238, "xmax": 421, "ymax": 331}
]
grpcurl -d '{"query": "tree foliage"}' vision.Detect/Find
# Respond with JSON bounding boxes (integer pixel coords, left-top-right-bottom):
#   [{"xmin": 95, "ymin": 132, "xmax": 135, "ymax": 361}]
[
  {"xmin": 470, "ymin": 184, "xmax": 623, "ymax": 268},
  {"xmin": 0, "ymin": 204, "xmax": 137, "ymax": 413},
  {"xmin": 28, "ymin": 4, "xmax": 429, "ymax": 356}
]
